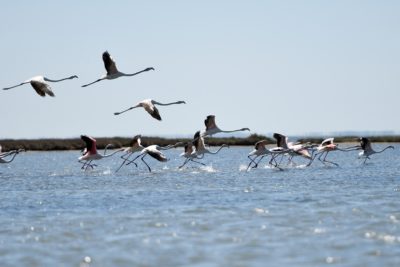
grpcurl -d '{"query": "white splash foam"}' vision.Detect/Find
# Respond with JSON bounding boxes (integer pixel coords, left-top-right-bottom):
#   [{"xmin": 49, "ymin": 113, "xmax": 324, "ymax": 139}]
[
  {"xmin": 254, "ymin": 208, "xmax": 269, "ymax": 214},
  {"xmin": 239, "ymin": 164, "xmax": 248, "ymax": 171},
  {"xmin": 200, "ymin": 165, "xmax": 217, "ymax": 173},
  {"xmin": 314, "ymin": 228, "xmax": 326, "ymax": 234}
]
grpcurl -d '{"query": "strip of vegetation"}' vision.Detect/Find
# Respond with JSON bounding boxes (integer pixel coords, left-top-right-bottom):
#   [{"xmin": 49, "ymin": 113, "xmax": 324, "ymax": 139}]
[{"xmin": 0, "ymin": 134, "xmax": 399, "ymax": 151}]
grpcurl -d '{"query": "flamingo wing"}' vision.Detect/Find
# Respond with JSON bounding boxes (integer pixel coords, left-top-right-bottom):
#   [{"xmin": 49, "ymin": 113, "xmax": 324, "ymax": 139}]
[
  {"xmin": 148, "ymin": 105, "xmax": 162, "ymax": 121},
  {"xmin": 146, "ymin": 147, "xmax": 167, "ymax": 162},
  {"xmin": 255, "ymin": 140, "xmax": 268, "ymax": 150},
  {"xmin": 273, "ymin": 133, "xmax": 288, "ymax": 148},
  {"xmin": 321, "ymin": 138, "xmax": 334, "ymax": 147},
  {"xmin": 360, "ymin": 137, "xmax": 372, "ymax": 151},
  {"xmin": 102, "ymin": 51, "xmax": 118, "ymax": 75},
  {"xmin": 204, "ymin": 115, "xmax": 217, "ymax": 131},
  {"xmin": 130, "ymin": 135, "xmax": 142, "ymax": 147},
  {"xmin": 184, "ymin": 142, "xmax": 193, "ymax": 154},
  {"xmin": 81, "ymin": 135, "xmax": 97, "ymax": 154},
  {"xmin": 30, "ymin": 80, "xmax": 54, "ymax": 97},
  {"xmin": 192, "ymin": 131, "xmax": 205, "ymax": 151}
]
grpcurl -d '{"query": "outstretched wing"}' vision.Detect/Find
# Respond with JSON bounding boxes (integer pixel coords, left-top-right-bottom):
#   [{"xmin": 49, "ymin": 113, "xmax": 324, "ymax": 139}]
[
  {"xmin": 360, "ymin": 137, "xmax": 372, "ymax": 151},
  {"xmin": 130, "ymin": 135, "xmax": 142, "ymax": 147},
  {"xmin": 192, "ymin": 131, "xmax": 205, "ymax": 151},
  {"xmin": 102, "ymin": 51, "xmax": 118, "ymax": 75},
  {"xmin": 204, "ymin": 115, "xmax": 216, "ymax": 131},
  {"xmin": 321, "ymin": 138, "xmax": 334, "ymax": 146},
  {"xmin": 255, "ymin": 140, "xmax": 267, "ymax": 150},
  {"xmin": 30, "ymin": 81, "xmax": 54, "ymax": 97},
  {"xmin": 81, "ymin": 135, "xmax": 97, "ymax": 153},
  {"xmin": 273, "ymin": 133, "xmax": 288, "ymax": 148},
  {"xmin": 149, "ymin": 105, "xmax": 162, "ymax": 121},
  {"xmin": 184, "ymin": 142, "xmax": 193, "ymax": 154}
]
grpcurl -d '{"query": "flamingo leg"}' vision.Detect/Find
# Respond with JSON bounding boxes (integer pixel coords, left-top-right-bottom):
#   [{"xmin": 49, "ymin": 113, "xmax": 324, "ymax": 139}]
[
  {"xmin": 190, "ymin": 159, "xmax": 206, "ymax": 166},
  {"xmin": 253, "ymin": 155, "xmax": 267, "ymax": 169},
  {"xmin": 269, "ymin": 154, "xmax": 283, "ymax": 170},
  {"xmin": 141, "ymin": 154, "xmax": 152, "ymax": 172},
  {"xmin": 116, "ymin": 152, "xmax": 138, "ymax": 172},
  {"xmin": 322, "ymin": 152, "xmax": 339, "ymax": 166},
  {"xmin": 179, "ymin": 158, "xmax": 191, "ymax": 169},
  {"xmin": 247, "ymin": 155, "xmax": 259, "ymax": 170},
  {"xmin": 125, "ymin": 153, "xmax": 142, "ymax": 166}
]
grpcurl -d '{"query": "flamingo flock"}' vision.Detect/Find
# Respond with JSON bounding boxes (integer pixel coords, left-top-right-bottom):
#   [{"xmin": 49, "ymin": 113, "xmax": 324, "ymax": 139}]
[{"xmin": 1, "ymin": 50, "xmax": 395, "ymax": 172}]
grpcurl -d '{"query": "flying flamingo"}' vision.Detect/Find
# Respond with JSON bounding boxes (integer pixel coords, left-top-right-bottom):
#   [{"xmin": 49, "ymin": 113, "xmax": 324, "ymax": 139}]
[
  {"xmin": 307, "ymin": 138, "xmax": 350, "ymax": 166},
  {"xmin": 81, "ymin": 51, "xmax": 154, "ymax": 87},
  {"xmin": 115, "ymin": 135, "xmax": 145, "ymax": 172},
  {"xmin": 78, "ymin": 135, "xmax": 123, "ymax": 170},
  {"xmin": 3, "ymin": 75, "xmax": 78, "ymax": 97},
  {"xmin": 246, "ymin": 140, "xmax": 289, "ymax": 171},
  {"xmin": 201, "ymin": 115, "xmax": 250, "ymax": 137},
  {"xmin": 126, "ymin": 142, "xmax": 183, "ymax": 172},
  {"xmin": 114, "ymin": 99, "xmax": 186, "ymax": 121},
  {"xmin": 0, "ymin": 145, "xmax": 25, "ymax": 163},
  {"xmin": 356, "ymin": 137, "xmax": 394, "ymax": 164},
  {"xmin": 192, "ymin": 131, "xmax": 229, "ymax": 158},
  {"xmin": 273, "ymin": 133, "xmax": 313, "ymax": 165},
  {"xmin": 178, "ymin": 142, "xmax": 206, "ymax": 169}
]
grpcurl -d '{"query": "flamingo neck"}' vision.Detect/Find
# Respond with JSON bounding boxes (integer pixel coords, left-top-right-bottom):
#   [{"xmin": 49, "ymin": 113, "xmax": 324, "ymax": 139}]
[
  {"xmin": 44, "ymin": 76, "xmax": 75, "ymax": 82},
  {"xmin": 376, "ymin": 146, "xmax": 394, "ymax": 154},
  {"xmin": 123, "ymin": 68, "xmax": 149, "ymax": 77}
]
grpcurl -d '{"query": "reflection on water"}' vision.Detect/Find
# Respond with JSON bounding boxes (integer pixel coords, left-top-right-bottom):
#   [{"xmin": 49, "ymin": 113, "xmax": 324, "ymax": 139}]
[{"xmin": 0, "ymin": 146, "xmax": 399, "ymax": 266}]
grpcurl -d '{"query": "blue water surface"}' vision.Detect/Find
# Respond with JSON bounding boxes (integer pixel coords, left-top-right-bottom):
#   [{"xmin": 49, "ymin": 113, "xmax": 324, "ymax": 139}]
[{"xmin": 0, "ymin": 145, "xmax": 399, "ymax": 267}]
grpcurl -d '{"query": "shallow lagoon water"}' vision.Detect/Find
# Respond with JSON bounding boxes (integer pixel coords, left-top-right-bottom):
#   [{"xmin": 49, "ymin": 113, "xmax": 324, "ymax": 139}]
[{"xmin": 0, "ymin": 145, "xmax": 399, "ymax": 267}]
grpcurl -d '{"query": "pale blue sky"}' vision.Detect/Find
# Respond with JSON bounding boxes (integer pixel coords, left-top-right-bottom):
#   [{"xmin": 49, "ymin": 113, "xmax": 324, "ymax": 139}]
[{"xmin": 1, "ymin": 1, "xmax": 399, "ymax": 139}]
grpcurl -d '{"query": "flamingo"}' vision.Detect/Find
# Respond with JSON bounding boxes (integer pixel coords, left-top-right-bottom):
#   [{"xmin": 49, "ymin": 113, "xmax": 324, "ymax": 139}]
[
  {"xmin": 178, "ymin": 142, "xmax": 206, "ymax": 169},
  {"xmin": 114, "ymin": 99, "xmax": 186, "ymax": 121},
  {"xmin": 0, "ymin": 145, "xmax": 25, "ymax": 164},
  {"xmin": 3, "ymin": 75, "xmax": 78, "ymax": 97},
  {"xmin": 308, "ymin": 138, "xmax": 349, "ymax": 166},
  {"xmin": 78, "ymin": 135, "xmax": 123, "ymax": 170},
  {"xmin": 115, "ymin": 135, "xmax": 145, "ymax": 172},
  {"xmin": 273, "ymin": 133, "xmax": 313, "ymax": 165},
  {"xmin": 192, "ymin": 131, "xmax": 229, "ymax": 158},
  {"xmin": 246, "ymin": 140, "xmax": 288, "ymax": 170},
  {"xmin": 201, "ymin": 115, "xmax": 250, "ymax": 137},
  {"xmin": 81, "ymin": 51, "xmax": 154, "ymax": 87},
  {"xmin": 356, "ymin": 137, "xmax": 394, "ymax": 164},
  {"xmin": 126, "ymin": 142, "xmax": 183, "ymax": 172}
]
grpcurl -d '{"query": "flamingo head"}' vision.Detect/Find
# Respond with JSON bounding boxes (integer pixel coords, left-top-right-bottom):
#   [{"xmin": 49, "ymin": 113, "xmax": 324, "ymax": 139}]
[
  {"xmin": 145, "ymin": 67, "xmax": 155, "ymax": 71},
  {"xmin": 70, "ymin": 75, "xmax": 79, "ymax": 79}
]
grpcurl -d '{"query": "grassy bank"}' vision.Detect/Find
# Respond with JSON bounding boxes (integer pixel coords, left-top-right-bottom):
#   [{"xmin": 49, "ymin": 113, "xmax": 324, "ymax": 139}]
[{"xmin": 0, "ymin": 134, "xmax": 399, "ymax": 151}]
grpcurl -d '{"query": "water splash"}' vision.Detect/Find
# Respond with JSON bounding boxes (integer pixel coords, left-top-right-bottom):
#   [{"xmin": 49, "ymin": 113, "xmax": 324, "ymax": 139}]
[
  {"xmin": 239, "ymin": 164, "xmax": 248, "ymax": 171},
  {"xmin": 199, "ymin": 165, "xmax": 217, "ymax": 173}
]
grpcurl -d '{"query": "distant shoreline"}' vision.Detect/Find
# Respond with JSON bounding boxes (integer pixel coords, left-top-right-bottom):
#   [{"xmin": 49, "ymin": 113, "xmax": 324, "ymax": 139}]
[{"xmin": 1, "ymin": 134, "xmax": 399, "ymax": 151}]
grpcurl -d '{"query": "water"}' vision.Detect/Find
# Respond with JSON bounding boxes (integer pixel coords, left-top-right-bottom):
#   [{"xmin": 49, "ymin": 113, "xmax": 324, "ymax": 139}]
[{"xmin": 1, "ymin": 145, "xmax": 399, "ymax": 267}]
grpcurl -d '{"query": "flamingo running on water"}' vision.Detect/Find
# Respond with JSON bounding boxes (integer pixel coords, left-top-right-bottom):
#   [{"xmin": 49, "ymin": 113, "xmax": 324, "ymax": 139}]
[
  {"xmin": 355, "ymin": 137, "xmax": 394, "ymax": 164},
  {"xmin": 78, "ymin": 135, "xmax": 123, "ymax": 170},
  {"xmin": 3, "ymin": 75, "xmax": 78, "ymax": 97},
  {"xmin": 81, "ymin": 51, "xmax": 154, "ymax": 87},
  {"xmin": 126, "ymin": 142, "xmax": 183, "ymax": 172},
  {"xmin": 307, "ymin": 138, "xmax": 350, "ymax": 166},
  {"xmin": 0, "ymin": 145, "xmax": 25, "ymax": 164},
  {"xmin": 192, "ymin": 131, "xmax": 229, "ymax": 158},
  {"xmin": 273, "ymin": 133, "xmax": 313, "ymax": 165},
  {"xmin": 201, "ymin": 115, "xmax": 250, "ymax": 137},
  {"xmin": 247, "ymin": 140, "xmax": 289, "ymax": 171},
  {"xmin": 178, "ymin": 142, "xmax": 206, "ymax": 169},
  {"xmin": 115, "ymin": 135, "xmax": 145, "ymax": 172},
  {"xmin": 114, "ymin": 99, "xmax": 186, "ymax": 121}
]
